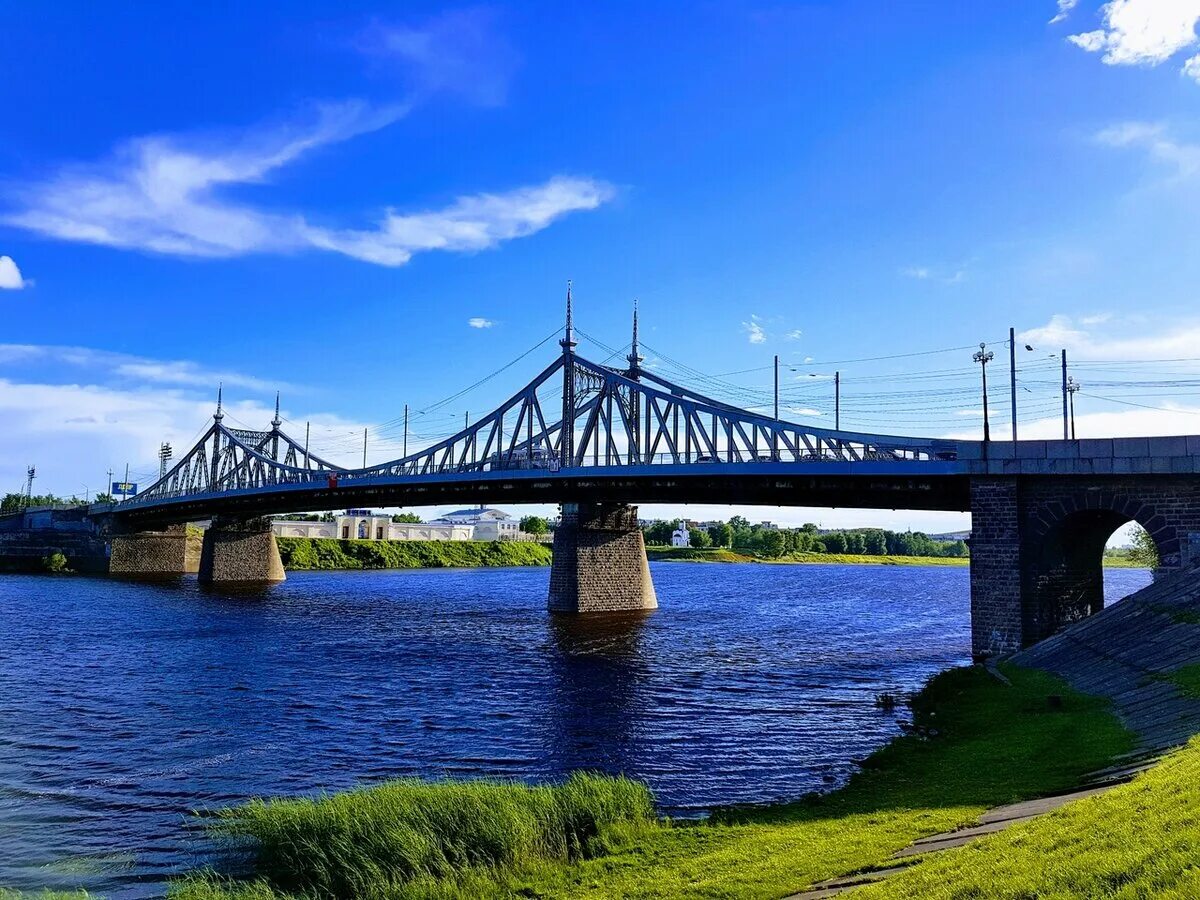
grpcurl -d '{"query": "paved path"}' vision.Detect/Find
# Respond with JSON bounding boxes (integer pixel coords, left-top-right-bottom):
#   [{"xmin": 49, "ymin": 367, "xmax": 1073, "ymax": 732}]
[{"xmin": 785, "ymin": 567, "xmax": 1200, "ymax": 899}]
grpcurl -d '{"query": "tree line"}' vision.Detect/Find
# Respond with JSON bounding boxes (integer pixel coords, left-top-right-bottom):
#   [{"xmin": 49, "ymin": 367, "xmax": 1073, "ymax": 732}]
[{"xmin": 642, "ymin": 516, "xmax": 968, "ymax": 559}]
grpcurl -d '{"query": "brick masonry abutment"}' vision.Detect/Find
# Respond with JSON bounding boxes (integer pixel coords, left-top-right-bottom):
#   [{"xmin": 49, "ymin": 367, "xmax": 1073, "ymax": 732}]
[
  {"xmin": 198, "ymin": 517, "xmax": 285, "ymax": 585},
  {"xmin": 549, "ymin": 502, "xmax": 657, "ymax": 613}
]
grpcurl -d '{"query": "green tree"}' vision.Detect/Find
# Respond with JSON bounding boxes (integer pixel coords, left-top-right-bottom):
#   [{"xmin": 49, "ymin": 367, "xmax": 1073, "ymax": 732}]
[
  {"xmin": 823, "ymin": 531, "xmax": 848, "ymax": 554},
  {"xmin": 689, "ymin": 527, "xmax": 713, "ymax": 548},
  {"xmin": 707, "ymin": 522, "xmax": 733, "ymax": 548},
  {"xmin": 760, "ymin": 530, "xmax": 787, "ymax": 558},
  {"xmin": 392, "ymin": 512, "xmax": 422, "ymax": 524},
  {"xmin": 845, "ymin": 532, "xmax": 867, "ymax": 554},
  {"xmin": 1128, "ymin": 526, "xmax": 1159, "ymax": 568},
  {"xmin": 863, "ymin": 529, "xmax": 887, "ymax": 555},
  {"xmin": 644, "ymin": 520, "xmax": 676, "ymax": 546},
  {"xmin": 519, "ymin": 515, "xmax": 550, "ymax": 535}
]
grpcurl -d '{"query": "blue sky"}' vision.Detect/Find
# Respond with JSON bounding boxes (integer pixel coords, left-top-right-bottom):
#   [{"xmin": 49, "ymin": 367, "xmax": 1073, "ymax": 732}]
[{"xmin": 3, "ymin": 1, "xmax": 1200, "ymax": 531}]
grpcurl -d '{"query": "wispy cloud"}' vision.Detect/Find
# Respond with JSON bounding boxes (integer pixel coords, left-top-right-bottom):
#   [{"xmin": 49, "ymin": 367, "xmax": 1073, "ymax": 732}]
[
  {"xmin": 467, "ymin": 317, "xmax": 494, "ymax": 328},
  {"xmin": 0, "ymin": 256, "xmax": 27, "ymax": 290},
  {"xmin": 357, "ymin": 8, "xmax": 519, "ymax": 107},
  {"xmin": 742, "ymin": 316, "xmax": 766, "ymax": 344},
  {"xmin": 1019, "ymin": 313, "xmax": 1200, "ymax": 362},
  {"xmin": 1050, "ymin": 0, "xmax": 1079, "ymax": 25},
  {"xmin": 4, "ymin": 102, "xmax": 614, "ymax": 267},
  {"xmin": 900, "ymin": 264, "xmax": 966, "ymax": 284},
  {"xmin": 785, "ymin": 329, "xmax": 803, "ymax": 341},
  {"xmin": 1067, "ymin": 0, "xmax": 1200, "ymax": 83},
  {"xmin": 0, "ymin": 343, "xmax": 285, "ymax": 392},
  {"xmin": 1095, "ymin": 121, "xmax": 1200, "ymax": 179}
]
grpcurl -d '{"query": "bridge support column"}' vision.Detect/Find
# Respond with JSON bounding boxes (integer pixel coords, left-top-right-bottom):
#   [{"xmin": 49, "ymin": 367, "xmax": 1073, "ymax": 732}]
[
  {"xmin": 968, "ymin": 478, "xmax": 1024, "ymax": 660},
  {"xmin": 198, "ymin": 517, "xmax": 285, "ymax": 586},
  {"xmin": 549, "ymin": 503, "xmax": 657, "ymax": 613},
  {"xmin": 110, "ymin": 524, "xmax": 201, "ymax": 578}
]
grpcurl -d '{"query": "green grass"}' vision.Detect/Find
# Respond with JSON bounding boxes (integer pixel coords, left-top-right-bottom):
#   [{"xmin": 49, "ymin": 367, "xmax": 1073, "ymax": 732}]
[
  {"xmin": 172, "ymin": 664, "xmax": 1132, "ymax": 899},
  {"xmin": 855, "ymin": 734, "xmax": 1200, "ymax": 898},
  {"xmin": 1156, "ymin": 662, "xmax": 1200, "ymax": 699},
  {"xmin": 647, "ymin": 547, "xmax": 968, "ymax": 566},
  {"xmin": 276, "ymin": 538, "xmax": 551, "ymax": 571}
]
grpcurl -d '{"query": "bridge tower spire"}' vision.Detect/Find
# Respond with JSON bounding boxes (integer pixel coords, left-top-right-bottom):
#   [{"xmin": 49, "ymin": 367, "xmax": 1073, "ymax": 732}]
[
  {"xmin": 214, "ymin": 384, "xmax": 224, "ymax": 423},
  {"xmin": 627, "ymin": 299, "xmax": 643, "ymax": 463},
  {"xmin": 271, "ymin": 391, "xmax": 282, "ymax": 461},
  {"xmin": 627, "ymin": 298, "xmax": 643, "ymax": 374},
  {"xmin": 560, "ymin": 280, "xmax": 577, "ymax": 468}
]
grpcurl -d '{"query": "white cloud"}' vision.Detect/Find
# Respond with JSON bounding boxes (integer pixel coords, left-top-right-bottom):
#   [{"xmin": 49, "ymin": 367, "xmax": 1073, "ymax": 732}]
[
  {"xmin": 785, "ymin": 329, "xmax": 803, "ymax": 340},
  {"xmin": 1051, "ymin": 0, "xmax": 1080, "ymax": 24},
  {"xmin": 0, "ymin": 343, "xmax": 284, "ymax": 392},
  {"xmin": 742, "ymin": 316, "xmax": 766, "ymax": 344},
  {"xmin": 358, "ymin": 9, "xmax": 519, "ymax": 107},
  {"xmin": 4, "ymin": 103, "xmax": 613, "ymax": 267},
  {"xmin": 1020, "ymin": 314, "xmax": 1200, "ymax": 367},
  {"xmin": 1068, "ymin": 0, "xmax": 1200, "ymax": 79},
  {"xmin": 0, "ymin": 256, "xmax": 27, "ymax": 290},
  {"xmin": 900, "ymin": 264, "xmax": 965, "ymax": 284},
  {"xmin": 467, "ymin": 317, "xmax": 494, "ymax": 328},
  {"xmin": 1095, "ymin": 121, "xmax": 1200, "ymax": 179}
]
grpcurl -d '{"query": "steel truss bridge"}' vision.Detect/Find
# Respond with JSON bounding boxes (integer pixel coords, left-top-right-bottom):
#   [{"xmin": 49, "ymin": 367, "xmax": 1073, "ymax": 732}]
[{"xmin": 106, "ymin": 299, "xmax": 974, "ymax": 528}]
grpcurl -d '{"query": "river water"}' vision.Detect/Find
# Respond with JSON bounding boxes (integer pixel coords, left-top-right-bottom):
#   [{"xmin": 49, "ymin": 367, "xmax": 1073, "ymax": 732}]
[{"xmin": 0, "ymin": 563, "xmax": 1151, "ymax": 897}]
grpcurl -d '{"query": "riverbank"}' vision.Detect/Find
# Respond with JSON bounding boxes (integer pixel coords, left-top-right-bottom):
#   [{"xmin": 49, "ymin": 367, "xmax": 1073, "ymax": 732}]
[
  {"xmin": 647, "ymin": 547, "xmax": 1149, "ymax": 569},
  {"xmin": 275, "ymin": 537, "xmax": 551, "ymax": 570},
  {"xmin": 648, "ymin": 547, "xmax": 967, "ymax": 566},
  {"xmin": 169, "ymin": 663, "xmax": 1131, "ymax": 899}
]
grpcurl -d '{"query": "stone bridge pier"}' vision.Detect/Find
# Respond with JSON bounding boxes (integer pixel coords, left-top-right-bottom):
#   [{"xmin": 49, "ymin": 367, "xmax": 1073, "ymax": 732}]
[
  {"xmin": 549, "ymin": 502, "xmax": 657, "ymax": 613},
  {"xmin": 970, "ymin": 473, "xmax": 1200, "ymax": 659},
  {"xmin": 198, "ymin": 516, "xmax": 285, "ymax": 586},
  {"xmin": 109, "ymin": 524, "xmax": 201, "ymax": 578}
]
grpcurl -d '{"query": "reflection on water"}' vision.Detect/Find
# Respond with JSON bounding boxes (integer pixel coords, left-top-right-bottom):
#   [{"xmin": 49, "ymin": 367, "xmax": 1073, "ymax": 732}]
[
  {"xmin": 0, "ymin": 563, "xmax": 1152, "ymax": 898},
  {"xmin": 547, "ymin": 612, "xmax": 652, "ymax": 775}
]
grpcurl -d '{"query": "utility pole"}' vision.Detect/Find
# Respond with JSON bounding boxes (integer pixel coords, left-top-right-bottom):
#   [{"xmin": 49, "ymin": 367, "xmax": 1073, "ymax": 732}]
[
  {"xmin": 107, "ymin": 468, "xmax": 113, "ymax": 501},
  {"xmin": 23, "ymin": 465, "xmax": 35, "ymax": 508},
  {"xmin": 362, "ymin": 428, "xmax": 368, "ymax": 468},
  {"xmin": 835, "ymin": 371, "xmax": 841, "ymax": 431},
  {"xmin": 772, "ymin": 354, "xmax": 779, "ymax": 461},
  {"xmin": 1009, "ymin": 326, "xmax": 1018, "ymax": 443},
  {"xmin": 973, "ymin": 342, "xmax": 995, "ymax": 442},
  {"xmin": 773, "ymin": 355, "xmax": 779, "ymax": 420},
  {"xmin": 123, "ymin": 463, "xmax": 131, "ymax": 498},
  {"xmin": 1061, "ymin": 349, "xmax": 1069, "ymax": 440},
  {"xmin": 403, "ymin": 404, "xmax": 409, "ymax": 458},
  {"xmin": 158, "ymin": 442, "xmax": 173, "ymax": 478},
  {"xmin": 1066, "ymin": 377, "xmax": 1081, "ymax": 440}
]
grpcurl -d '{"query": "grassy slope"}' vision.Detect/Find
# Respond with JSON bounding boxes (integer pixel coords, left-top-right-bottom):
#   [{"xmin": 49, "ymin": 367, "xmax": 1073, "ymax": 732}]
[
  {"xmin": 172, "ymin": 665, "xmax": 1131, "ymax": 900},
  {"xmin": 276, "ymin": 538, "xmax": 551, "ymax": 571},
  {"xmin": 857, "ymin": 735, "xmax": 1200, "ymax": 899},
  {"xmin": 648, "ymin": 547, "xmax": 967, "ymax": 566}
]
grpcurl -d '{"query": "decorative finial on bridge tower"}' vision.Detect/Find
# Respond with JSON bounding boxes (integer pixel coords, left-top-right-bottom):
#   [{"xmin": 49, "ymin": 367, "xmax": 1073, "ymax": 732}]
[
  {"xmin": 627, "ymin": 298, "xmax": 643, "ymax": 373},
  {"xmin": 272, "ymin": 391, "xmax": 281, "ymax": 430},
  {"xmin": 214, "ymin": 383, "xmax": 224, "ymax": 423},
  {"xmin": 561, "ymin": 280, "xmax": 576, "ymax": 352}
]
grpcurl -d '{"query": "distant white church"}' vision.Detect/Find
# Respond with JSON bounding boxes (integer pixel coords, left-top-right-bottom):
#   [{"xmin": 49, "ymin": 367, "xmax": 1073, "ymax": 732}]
[{"xmin": 671, "ymin": 526, "xmax": 691, "ymax": 548}]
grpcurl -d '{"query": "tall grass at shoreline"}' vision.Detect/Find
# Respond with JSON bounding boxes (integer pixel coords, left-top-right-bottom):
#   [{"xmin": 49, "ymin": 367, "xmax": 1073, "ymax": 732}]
[
  {"xmin": 173, "ymin": 665, "xmax": 1132, "ymax": 899},
  {"xmin": 178, "ymin": 774, "xmax": 653, "ymax": 899}
]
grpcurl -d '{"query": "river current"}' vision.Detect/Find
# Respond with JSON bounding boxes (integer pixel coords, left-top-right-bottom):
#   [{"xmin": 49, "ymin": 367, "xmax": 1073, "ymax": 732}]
[{"xmin": 0, "ymin": 563, "xmax": 1151, "ymax": 896}]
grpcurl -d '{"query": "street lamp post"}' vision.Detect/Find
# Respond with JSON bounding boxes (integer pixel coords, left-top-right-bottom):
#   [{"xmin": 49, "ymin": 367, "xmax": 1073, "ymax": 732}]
[
  {"xmin": 1066, "ymin": 377, "xmax": 1081, "ymax": 440},
  {"xmin": 973, "ymin": 342, "xmax": 995, "ymax": 442}
]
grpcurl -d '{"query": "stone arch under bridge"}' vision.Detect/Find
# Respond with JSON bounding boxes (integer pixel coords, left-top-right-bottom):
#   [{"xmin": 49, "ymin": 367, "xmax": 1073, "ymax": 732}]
[{"xmin": 969, "ymin": 476, "xmax": 1200, "ymax": 659}]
